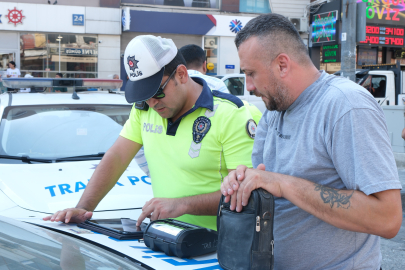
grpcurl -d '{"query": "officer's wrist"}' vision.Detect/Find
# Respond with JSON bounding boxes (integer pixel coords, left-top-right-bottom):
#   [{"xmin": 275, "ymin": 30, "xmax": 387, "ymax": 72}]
[{"xmin": 75, "ymin": 205, "xmax": 92, "ymax": 212}]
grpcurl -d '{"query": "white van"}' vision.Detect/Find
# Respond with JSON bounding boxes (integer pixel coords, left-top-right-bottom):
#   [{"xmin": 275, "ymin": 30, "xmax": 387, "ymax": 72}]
[{"xmin": 215, "ymin": 73, "xmax": 266, "ymax": 113}]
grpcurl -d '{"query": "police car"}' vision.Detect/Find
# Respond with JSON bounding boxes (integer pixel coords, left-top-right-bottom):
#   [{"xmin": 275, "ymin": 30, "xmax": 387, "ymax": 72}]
[{"xmin": 0, "ymin": 78, "xmax": 222, "ymax": 270}]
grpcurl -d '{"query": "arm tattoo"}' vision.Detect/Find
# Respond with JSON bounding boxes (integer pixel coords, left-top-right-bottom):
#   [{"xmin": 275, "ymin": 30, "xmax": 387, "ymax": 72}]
[{"xmin": 314, "ymin": 184, "xmax": 354, "ymax": 209}]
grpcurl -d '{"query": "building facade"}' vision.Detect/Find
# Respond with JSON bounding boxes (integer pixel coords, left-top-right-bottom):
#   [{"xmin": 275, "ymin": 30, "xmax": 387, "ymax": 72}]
[
  {"xmin": 0, "ymin": 1, "xmax": 121, "ymax": 79},
  {"xmin": 119, "ymin": 0, "xmax": 309, "ymax": 89},
  {"xmin": 0, "ymin": 0, "xmax": 310, "ymax": 85}
]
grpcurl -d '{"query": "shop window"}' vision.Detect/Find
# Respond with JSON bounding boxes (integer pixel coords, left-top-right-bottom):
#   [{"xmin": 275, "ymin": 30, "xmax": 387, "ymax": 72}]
[
  {"xmin": 20, "ymin": 33, "xmax": 98, "ymax": 78},
  {"xmin": 239, "ymin": 0, "xmax": 271, "ymax": 13},
  {"xmin": 204, "ymin": 37, "xmax": 218, "ymax": 75},
  {"xmin": 224, "ymin": 77, "xmax": 244, "ymax": 96}
]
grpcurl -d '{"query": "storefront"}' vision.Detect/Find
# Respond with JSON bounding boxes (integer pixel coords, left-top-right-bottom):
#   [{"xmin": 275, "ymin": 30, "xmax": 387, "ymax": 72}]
[
  {"xmin": 309, "ymin": 0, "xmax": 341, "ymax": 74},
  {"xmin": 0, "ymin": 2, "xmax": 120, "ymax": 82},
  {"xmin": 120, "ymin": 8, "xmax": 257, "ymax": 79},
  {"xmin": 356, "ymin": 0, "xmax": 405, "ymax": 67}
]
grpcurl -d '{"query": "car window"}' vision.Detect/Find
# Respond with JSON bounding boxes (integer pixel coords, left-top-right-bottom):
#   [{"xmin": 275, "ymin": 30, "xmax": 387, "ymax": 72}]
[
  {"xmin": 223, "ymin": 77, "xmax": 245, "ymax": 96},
  {"xmin": 0, "ymin": 104, "xmax": 131, "ymax": 159},
  {"xmin": 371, "ymin": 75, "xmax": 386, "ymax": 98}
]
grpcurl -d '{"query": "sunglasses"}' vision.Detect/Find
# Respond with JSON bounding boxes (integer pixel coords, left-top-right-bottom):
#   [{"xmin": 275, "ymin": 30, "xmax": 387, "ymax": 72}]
[{"xmin": 150, "ymin": 66, "xmax": 178, "ymax": 100}]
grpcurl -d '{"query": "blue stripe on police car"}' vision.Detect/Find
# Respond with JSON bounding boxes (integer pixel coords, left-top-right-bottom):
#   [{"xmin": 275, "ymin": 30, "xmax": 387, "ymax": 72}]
[{"xmin": 44, "ymin": 176, "xmax": 151, "ymax": 197}]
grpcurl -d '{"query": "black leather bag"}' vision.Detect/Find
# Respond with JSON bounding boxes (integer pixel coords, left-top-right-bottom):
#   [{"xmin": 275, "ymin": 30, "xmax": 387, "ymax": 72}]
[{"xmin": 217, "ymin": 188, "xmax": 275, "ymax": 270}]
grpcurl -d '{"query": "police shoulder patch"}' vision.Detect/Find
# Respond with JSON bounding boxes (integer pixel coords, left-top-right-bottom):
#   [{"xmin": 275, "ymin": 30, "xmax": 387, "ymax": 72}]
[
  {"xmin": 246, "ymin": 119, "xmax": 257, "ymax": 139},
  {"xmin": 193, "ymin": 116, "xmax": 211, "ymax": 143}
]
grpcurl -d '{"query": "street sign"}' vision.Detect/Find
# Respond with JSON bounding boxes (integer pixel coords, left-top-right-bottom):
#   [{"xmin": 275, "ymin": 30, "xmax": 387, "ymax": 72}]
[{"xmin": 73, "ymin": 14, "xmax": 84, "ymax": 26}]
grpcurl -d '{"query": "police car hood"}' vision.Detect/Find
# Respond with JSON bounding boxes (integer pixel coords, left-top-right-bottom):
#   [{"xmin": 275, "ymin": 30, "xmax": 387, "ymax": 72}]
[{"xmin": 0, "ymin": 160, "xmax": 152, "ymax": 214}]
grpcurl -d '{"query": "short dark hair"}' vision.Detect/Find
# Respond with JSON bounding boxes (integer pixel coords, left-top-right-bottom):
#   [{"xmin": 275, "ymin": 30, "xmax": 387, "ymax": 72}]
[
  {"xmin": 179, "ymin": 45, "xmax": 206, "ymax": 69},
  {"xmin": 56, "ymin": 73, "xmax": 63, "ymax": 78},
  {"xmin": 163, "ymin": 50, "xmax": 187, "ymax": 77},
  {"xmin": 235, "ymin": 13, "xmax": 309, "ymax": 64},
  {"xmin": 8, "ymin": 61, "xmax": 16, "ymax": 67}
]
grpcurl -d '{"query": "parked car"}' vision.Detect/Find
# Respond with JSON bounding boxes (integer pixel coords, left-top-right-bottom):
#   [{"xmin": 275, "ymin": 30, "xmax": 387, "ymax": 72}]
[
  {"xmin": 0, "ymin": 215, "xmax": 146, "ymax": 269},
  {"xmin": 0, "ymin": 78, "xmax": 153, "ymax": 220},
  {"xmin": 0, "ymin": 78, "xmax": 222, "ymax": 270},
  {"xmin": 215, "ymin": 73, "xmax": 266, "ymax": 113}
]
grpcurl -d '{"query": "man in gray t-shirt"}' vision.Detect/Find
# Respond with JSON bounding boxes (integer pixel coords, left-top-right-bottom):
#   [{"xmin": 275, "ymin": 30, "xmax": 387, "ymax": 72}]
[{"xmin": 221, "ymin": 14, "xmax": 402, "ymax": 269}]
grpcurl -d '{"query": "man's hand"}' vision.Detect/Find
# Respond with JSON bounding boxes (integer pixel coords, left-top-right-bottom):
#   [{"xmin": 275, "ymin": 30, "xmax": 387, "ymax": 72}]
[
  {"xmin": 136, "ymin": 198, "xmax": 187, "ymax": 226},
  {"xmin": 221, "ymin": 164, "xmax": 283, "ymax": 212},
  {"xmin": 43, "ymin": 208, "xmax": 93, "ymax": 223},
  {"xmin": 221, "ymin": 165, "xmax": 248, "ymax": 198}
]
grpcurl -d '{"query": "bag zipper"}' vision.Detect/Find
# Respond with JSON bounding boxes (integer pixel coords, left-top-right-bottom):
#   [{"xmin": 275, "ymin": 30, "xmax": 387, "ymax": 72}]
[
  {"xmin": 271, "ymin": 240, "xmax": 274, "ymax": 255},
  {"xmin": 253, "ymin": 191, "xmax": 261, "ymax": 251}
]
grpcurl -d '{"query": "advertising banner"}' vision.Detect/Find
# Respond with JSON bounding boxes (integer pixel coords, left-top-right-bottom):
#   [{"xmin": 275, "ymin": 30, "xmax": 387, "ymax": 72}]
[
  {"xmin": 312, "ymin": 10, "xmax": 338, "ymax": 44},
  {"xmin": 357, "ymin": 0, "xmax": 405, "ymax": 26}
]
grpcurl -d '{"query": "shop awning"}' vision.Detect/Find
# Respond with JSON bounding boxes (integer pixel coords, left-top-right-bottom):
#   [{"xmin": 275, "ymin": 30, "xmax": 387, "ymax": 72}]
[
  {"xmin": 24, "ymin": 50, "xmax": 47, "ymax": 57},
  {"xmin": 128, "ymin": 10, "xmax": 216, "ymax": 35}
]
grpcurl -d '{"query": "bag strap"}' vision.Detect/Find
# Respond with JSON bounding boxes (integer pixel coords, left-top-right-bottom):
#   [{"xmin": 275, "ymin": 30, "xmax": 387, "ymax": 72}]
[{"xmin": 258, "ymin": 189, "xmax": 274, "ymax": 253}]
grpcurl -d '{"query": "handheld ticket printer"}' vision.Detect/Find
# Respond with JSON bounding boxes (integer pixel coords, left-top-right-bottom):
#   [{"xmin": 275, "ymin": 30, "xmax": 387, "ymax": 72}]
[{"xmin": 143, "ymin": 219, "xmax": 218, "ymax": 258}]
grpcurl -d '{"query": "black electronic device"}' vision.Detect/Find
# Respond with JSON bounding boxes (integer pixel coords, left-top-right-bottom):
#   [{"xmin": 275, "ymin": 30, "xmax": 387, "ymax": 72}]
[
  {"xmin": 143, "ymin": 219, "xmax": 218, "ymax": 258},
  {"xmin": 77, "ymin": 218, "xmax": 147, "ymax": 240},
  {"xmin": 135, "ymin": 101, "xmax": 149, "ymax": 111}
]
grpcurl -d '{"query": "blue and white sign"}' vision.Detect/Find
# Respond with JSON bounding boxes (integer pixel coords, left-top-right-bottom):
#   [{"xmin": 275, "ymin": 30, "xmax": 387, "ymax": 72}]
[
  {"xmin": 122, "ymin": 7, "xmax": 131, "ymax": 31},
  {"xmin": 72, "ymin": 14, "xmax": 84, "ymax": 26},
  {"xmin": 225, "ymin": 65, "xmax": 235, "ymax": 69},
  {"xmin": 65, "ymin": 48, "xmax": 97, "ymax": 55},
  {"xmin": 0, "ymin": 14, "xmax": 2, "ymax": 24}
]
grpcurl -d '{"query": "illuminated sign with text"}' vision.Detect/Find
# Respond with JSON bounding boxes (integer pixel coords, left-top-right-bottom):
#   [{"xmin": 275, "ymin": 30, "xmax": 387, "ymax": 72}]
[
  {"xmin": 357, "ymin": 0, "xmax": 405, "ymax": 26},
  {"xmin": 322, "ymin": 44, "xmax": 340, "ymax": 63},
  {"xmin": 359, "ymin": 25, "xmax": 405, "ymax": 47},
  {"xmin": 312, "ymin": 10, "xmax": 337, "ymax": 43}
]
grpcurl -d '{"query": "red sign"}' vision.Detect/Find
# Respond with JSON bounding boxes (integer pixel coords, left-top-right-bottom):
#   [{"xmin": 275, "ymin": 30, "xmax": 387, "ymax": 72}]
[
  {"xmin": 360, "ymin": 35, "xmax": 404, "ymax": 46},
  {"xmin": 366, "ymin": 26, "xmax": 404, "ymax": 36},
  {"xmin": 360, "ymin": 24, "xmax": 405, "ymax": 47},
  {"xmin": 5, "ymin": 7, "xmax": 25, "ymax": 26}
]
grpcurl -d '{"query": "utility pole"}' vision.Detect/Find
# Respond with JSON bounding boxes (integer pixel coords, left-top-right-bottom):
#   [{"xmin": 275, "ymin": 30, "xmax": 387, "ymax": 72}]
[{"xmin": 340, "ymin": 0, "xmax": 357, "ymax": 81}]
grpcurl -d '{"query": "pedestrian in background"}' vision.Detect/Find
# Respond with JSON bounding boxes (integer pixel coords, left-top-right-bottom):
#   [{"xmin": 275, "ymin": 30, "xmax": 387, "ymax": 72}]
[
  {"xmin": 20, "ymin": 73, "xmax": 33, "ymax": 93},
  {"xmin": 6, "ymin": 61, "xmax": 20, "ymax": 92},
  {"xmin": 179, "ymin": 44, "xmax": 229, "ymax": 94},
  {"xmin": 6, "ymin": 61, "xmax": 20, "ymax": 78},
  {"xmin": 53, "ymin": 73, "xmax": 67, "ymax": 92},
  {"xmin": 180, "ymin": 44, "xmax": 262, "ymax": 125},
  {"xmin": 222, "ymin": 13, "xmax": 402, "ymax": 269}
]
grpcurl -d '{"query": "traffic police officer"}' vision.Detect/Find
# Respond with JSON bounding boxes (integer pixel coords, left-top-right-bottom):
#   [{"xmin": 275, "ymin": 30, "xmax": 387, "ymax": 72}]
[{"xmin": 44, "ymin": 35, "xmax": 257, "ymax": 230}]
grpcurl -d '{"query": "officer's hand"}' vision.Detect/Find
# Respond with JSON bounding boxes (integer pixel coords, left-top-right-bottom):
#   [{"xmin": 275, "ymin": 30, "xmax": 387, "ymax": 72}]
[
  {"xmin": 136, "ymin": 198, "xmax": 186, "ymax": 226},
  {"xmin": 221, "ymin": 165, "xmax": 249, "ymax": 198},
  {"xmin": 43, "ymin": 208, "xmax": 93, "ymax": 223}
]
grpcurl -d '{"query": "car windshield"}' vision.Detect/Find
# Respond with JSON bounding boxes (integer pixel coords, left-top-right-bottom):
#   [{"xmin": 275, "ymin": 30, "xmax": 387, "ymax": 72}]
[{"xmin": 0, "ymin": 104, "xmax": 131, "ymax": 160}]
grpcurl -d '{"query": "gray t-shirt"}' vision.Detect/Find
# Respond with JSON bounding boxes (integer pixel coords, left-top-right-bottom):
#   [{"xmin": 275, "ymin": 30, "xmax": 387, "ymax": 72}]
[{"xmin": 252, "ymin": 71, "xmax": 402, "ymax": 270}]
